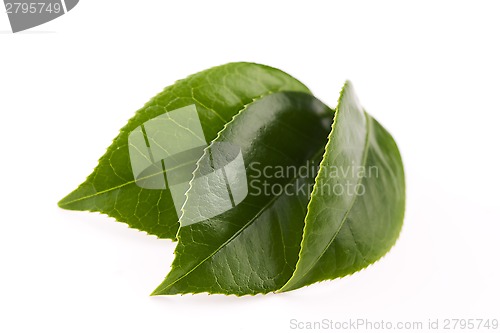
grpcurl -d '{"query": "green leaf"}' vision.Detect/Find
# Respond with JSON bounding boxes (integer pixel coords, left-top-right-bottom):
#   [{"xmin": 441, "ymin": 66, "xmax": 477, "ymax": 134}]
[
  {"xmin": 58, "ymin": 62, "xmax": 310, "ymax": 239},
  {"xmin": 279, "ymin": 81, "xmax": 405, "ymax": 292},
  {"xmin": 59, "ymin": 62, "xmax": 405, "ymax": 296},
  {"xmin": 151, "ymin": 92, "xmax": 333, "ymax": 296},
  {"xmin": 151, "ymin": 81, "xmax": 405, "ymax": 296}
]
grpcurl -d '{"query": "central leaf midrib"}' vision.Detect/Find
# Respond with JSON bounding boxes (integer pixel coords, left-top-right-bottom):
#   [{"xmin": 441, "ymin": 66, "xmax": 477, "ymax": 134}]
[{"xmin": 59, "ymin": 159, "xmax": 196, "ymax": 206}]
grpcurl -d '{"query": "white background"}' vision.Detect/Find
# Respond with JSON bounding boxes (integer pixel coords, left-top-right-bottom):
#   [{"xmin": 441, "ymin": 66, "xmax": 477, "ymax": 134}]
[{"xmin": 1, "ymin": 1, "xmax": 499, "ymax": 332}]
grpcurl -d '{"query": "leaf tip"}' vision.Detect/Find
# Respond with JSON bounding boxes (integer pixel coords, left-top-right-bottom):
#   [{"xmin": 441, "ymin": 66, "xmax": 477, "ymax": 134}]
[
  {"xmin": 57, "ymin": 195, "xmax": 72, "ymax": 210},
  {"xmin": 150, "ymin": 281, "xmax": 172, "ymax": 296},
  {"xmin": 57, "ymin": 194, "xmax": 70, "ymax": 209},
  {"xmin": 57, "ymin": 191, "xmax": 82, "ymax": 210},
  {"xmin": 149, "ymin": 289, "xmax": 161, "ymax": 296}
]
